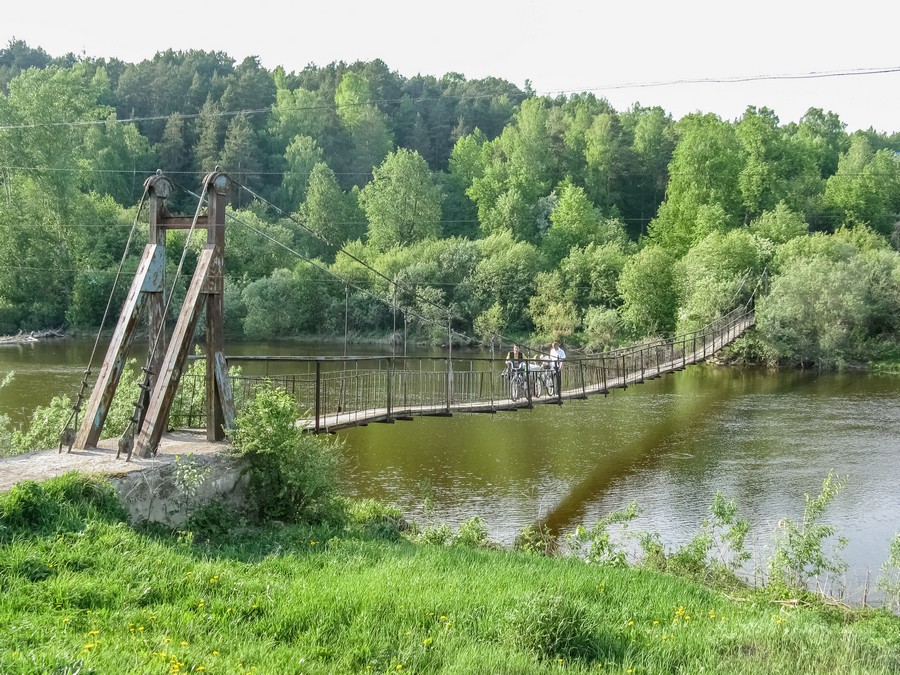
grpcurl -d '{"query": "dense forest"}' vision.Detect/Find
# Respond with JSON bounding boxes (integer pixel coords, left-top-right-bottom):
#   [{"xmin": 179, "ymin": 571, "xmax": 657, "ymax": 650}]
[{"xmin": 1, "ymin": 39, "xmax": 899, "ymax": 368}]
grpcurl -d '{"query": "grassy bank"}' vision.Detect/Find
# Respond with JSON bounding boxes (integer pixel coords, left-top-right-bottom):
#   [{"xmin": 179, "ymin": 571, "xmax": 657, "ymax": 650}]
[{"xmin": 1, "ymin": 475, "xmax": 898, "ymax": 674}]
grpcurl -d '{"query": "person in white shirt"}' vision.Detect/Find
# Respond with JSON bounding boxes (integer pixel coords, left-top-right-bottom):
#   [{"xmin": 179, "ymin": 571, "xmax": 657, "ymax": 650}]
[{"xmin": 549, "ymin": 341, "xmax": 566, "ymax": 392}]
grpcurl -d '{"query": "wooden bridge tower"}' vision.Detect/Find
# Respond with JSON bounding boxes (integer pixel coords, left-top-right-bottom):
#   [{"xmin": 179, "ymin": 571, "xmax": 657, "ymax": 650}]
[{"xmin": 74, "ymin": 171, "xmax": 235, "ymax": 458}]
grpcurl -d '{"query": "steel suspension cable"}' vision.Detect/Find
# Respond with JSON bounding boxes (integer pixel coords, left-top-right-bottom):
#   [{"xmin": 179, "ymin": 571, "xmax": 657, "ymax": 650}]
[{"xmin": 59, "ymin": 186, "xmax": 150, "ymax": 453}]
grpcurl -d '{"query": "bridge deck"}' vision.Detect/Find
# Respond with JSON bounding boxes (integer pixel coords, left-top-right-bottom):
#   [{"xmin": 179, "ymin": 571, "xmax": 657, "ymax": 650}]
[{"xmin": 292, "ymin": 314, "xmax": 753, "ymax": 432}]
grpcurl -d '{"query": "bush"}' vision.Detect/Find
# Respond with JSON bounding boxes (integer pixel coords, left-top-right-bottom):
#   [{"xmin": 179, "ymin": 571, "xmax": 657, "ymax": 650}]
[
  {"xmin": 514, "ymin": 524, "xmax": 555, "ymax": 556},
  {"xmin": 228, "ymin": 382, "xmax": 342, "ymax": 524},
  {"xmin": 0, "ymin": 473, "xmax": 125, "ymax": 540},
  {"xmin": 507, "ymin": 591, "xmax": 621, "ymax": 662}
]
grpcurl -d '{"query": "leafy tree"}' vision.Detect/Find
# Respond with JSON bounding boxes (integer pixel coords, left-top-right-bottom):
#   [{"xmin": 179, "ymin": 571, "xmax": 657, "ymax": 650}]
[
  {"xmin": 823, "ymin": 135, "xmax": 900, "ymax": 234},
  {"xmin": 221, "ymin": 112, "xmax": 264, "ymax": 207},
  {"xmin": 279, "ymin": 135, "xmax": 324, "ymax": 210},
  {"xmin": 224, "ymin": 207, "xmax": 297, "ymax": 282},
  {"xmin": 358, "ymin": 148, "xmax": 442, "ymax": 251},
  {"xmin": 617, "ymin": 245, "xmax": 677, "ymax": 336},
  {"xmin": 194, "ymin": 95, "xmax": 223, "ymax": 174},
  {"xmin": 469, "ymin": 231, "xmax": 540, "ymax": 332},
  {"xmin": 748, "ymin": 202, "xmax": 809, "ymax": 244},
  {"xmin": 559, "ymin": 242, "xmax": 627, "ymax": 312},
  {"xmin": 299, "ymin": 162, "xmax": 365, "ymax": 261},
  {"xmin": 735, "ymin": 106, "xmax": 789, "ymax": 220},
  {"xmin": 674, "ymin": 228, "xmax": 772, "ymax": 333},
  {"xmin": 542, "ymin": 182, "xmax": 627, "ymax": 265},
  {"xmin": 157, "ymin": 113, "xmax": 190, "ymax": 177},
  {"xmin": 582, "ymin": 306, "xmax": 623, "ymax": 351},
  {"xmin": 757, "ymin": 257, "xmax": 867, "ymax": 367},
  {"xmin": 647, "ymin": 114, "xmax": 744, "ymax": 255},
  {"xmin": 583, "ymin": 112, "xmax": 632, "ymax": 213},
  {"xmin": 527, "ymin": 270, "xmax": 578, "ymax": 340},
  {"xmin": 624, "ymin": 105, "xmax": 675, "ymax": 236}
]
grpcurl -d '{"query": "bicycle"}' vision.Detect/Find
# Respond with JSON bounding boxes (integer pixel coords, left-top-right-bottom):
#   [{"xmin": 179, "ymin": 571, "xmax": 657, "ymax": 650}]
[
  {"xmin": 501, "ymin": 363, "xmax": 528, "ymax": 401},
  {"xmin": 533, "ymin": 363, "xmax": 557, "ymax": 398}
]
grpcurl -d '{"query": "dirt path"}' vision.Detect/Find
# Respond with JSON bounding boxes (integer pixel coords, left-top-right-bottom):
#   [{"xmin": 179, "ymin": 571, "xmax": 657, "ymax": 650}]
[{"xmin": 0, "ymin": 431, "xmax": 230, "ymax": 492}]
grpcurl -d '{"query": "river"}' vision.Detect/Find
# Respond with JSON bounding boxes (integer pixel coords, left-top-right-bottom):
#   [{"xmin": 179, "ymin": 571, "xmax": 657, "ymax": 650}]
[{"xmin": 2, "ymin": 338, "xmax": 898, "ymax": 601}]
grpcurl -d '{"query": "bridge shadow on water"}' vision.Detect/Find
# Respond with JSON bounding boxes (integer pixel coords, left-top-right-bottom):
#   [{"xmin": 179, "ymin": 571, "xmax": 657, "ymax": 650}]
[{"xmin": 535, "ymin": 367, "xmax": 823, "ymax": 539}]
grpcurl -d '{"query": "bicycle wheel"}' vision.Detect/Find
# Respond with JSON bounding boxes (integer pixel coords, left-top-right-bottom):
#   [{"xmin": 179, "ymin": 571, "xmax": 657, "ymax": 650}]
[
  {"xmin": 545, "ymin": 373, "xmax": 555, "ymax": 397},
  {"xmin": 510, "ymin": 374, "xmax": 521, "ymax": 401},
  {"xmin": 532, "ymin": 374, "xmax": 543, "ymax": 398}
]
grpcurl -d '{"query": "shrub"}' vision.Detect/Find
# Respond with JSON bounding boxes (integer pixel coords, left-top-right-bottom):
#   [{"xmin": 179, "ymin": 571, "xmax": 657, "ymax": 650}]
[
  {"xmin": 565, "ymin": 501, "xmax": 639, "ymax": 566},
  {"xmin": 0, "ymin": 473, "xmax": 125, "ymax": 540},
  {"xmin": 768, "ymin": 471, "xmax": 848, "ymax": 592},
  {"xmin": 454, "ymin": 516, "xmax": 491, "ymax": 548},
  {"xmin": 507, "ymin": 592, "xmax": 621, "ymax": 662},
  {"xmin": 876, "ymin": 533, "xmax": 900, "ymax": 613},
  {"xmin": 514, "ymin": 524, "xmax": 555, "ymax": 556},
  {"xmin": 228, "ymin": 382, "xmax": 342, "ymax": 524}
]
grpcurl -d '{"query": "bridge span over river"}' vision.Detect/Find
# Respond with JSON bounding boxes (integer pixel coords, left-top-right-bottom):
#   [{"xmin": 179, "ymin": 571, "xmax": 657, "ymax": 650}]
[{"xmin": 169, "ymin": 306, "xmax": 755, "ymax": 435}]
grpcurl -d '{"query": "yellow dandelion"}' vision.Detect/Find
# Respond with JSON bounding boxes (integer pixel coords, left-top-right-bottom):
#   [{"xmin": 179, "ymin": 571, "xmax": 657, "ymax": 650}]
[
  {"xmin": 212, "ymin": 651, "xmax": 220, "ymax": 656},
  {"xmin": 87, "ymin": 629, "xmax": 99, "ymax": 636},
  {"xmin": 163, "ymin": 638, "xmax": 171, "ymax": 643},
  {"xmin": 181, "ymin": 641, "xmax": 189, "ymax": 647},
  {"xmin": 422, "ymin": 637, "xmax": 433, "ymax": 646},
  {"xmin": 396, "ymin": 664, "xmax": 403, "ymax": 670},
  {"xmin": 196, "ymin": 668, "xmax": 206, "ymax": 672}
]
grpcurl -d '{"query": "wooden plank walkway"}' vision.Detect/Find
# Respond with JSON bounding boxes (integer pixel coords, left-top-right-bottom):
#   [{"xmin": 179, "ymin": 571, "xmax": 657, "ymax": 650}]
[{"xmin": 300, "ymin": 314, "xmax": 754, "ymax": 432}]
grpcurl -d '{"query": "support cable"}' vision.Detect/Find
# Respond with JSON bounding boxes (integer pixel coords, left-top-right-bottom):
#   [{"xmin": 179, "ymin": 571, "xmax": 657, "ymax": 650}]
[
  {"xmin": 119, "ymin": 180, "xmax": 210, "ymax": 460},
  {"xmin": 59, "ymin": 187, "xmax": 150, "ymax": 453}
]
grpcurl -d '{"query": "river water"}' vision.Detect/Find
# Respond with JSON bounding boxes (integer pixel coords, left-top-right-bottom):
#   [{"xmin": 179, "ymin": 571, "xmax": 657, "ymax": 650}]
[{"xmin": 2, "ymin": 338, "xmax": 898, "ymax": 600}]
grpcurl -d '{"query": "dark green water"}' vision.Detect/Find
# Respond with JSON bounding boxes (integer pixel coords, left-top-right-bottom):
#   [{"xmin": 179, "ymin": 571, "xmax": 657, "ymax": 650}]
[{"xmin": 2, "ymin": 339, "xmax": 899, "ymax": 598}]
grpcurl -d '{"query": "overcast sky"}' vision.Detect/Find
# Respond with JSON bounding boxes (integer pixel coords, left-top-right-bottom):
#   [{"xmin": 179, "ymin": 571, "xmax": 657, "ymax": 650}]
[{"xmin": 5, "ymin": 0, "xmax": 899, "ymax": 134}]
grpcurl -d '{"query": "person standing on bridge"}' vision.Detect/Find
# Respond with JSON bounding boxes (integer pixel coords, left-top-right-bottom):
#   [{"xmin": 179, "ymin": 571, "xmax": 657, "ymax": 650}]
[
  {"xmin": 505, "ymin": 343, "xmax": 528, "ymax": 373},
  {"xmin": 550, "ymin": 341, "xmax": 566, "ymax": 392}
]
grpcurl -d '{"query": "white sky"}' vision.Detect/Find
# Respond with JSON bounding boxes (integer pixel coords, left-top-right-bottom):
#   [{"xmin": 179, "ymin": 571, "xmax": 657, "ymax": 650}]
[{"xmin": 5, "ymin": 0, "xmax": 899, "ymax": 134}]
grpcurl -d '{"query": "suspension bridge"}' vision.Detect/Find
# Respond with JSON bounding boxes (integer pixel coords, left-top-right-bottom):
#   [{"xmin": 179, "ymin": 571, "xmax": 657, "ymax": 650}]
[{"xmin": 62, "ymin": 172, "xmax": 758, "ymax": 459}]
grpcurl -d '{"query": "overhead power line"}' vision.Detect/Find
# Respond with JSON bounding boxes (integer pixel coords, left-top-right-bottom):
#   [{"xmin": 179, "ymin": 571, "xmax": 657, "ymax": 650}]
[{"xmin": 0, "ymin": 65, "xmax": 897, "ymax": 131}]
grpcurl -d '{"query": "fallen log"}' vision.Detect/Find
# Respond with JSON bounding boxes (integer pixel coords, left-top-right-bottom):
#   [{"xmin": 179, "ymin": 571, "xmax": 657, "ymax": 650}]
[{"xmin": 0, "ymin": 329, "xmax": 66, "ymax": 345}]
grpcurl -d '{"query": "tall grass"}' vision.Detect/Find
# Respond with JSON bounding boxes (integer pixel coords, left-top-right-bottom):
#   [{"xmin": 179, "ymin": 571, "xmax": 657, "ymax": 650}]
[{"xmin": 0, "ymin": 473, "xmax": 898, "ymax": 674}]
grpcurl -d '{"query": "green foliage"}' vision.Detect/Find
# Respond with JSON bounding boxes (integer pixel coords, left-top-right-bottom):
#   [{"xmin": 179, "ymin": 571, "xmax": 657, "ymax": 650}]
[
  {"xmin": 11, "ymin": 394, "xmax": 71, "ymax": 453},
  {"xmin": 0, "ymin": 472, "xmax": 125, "ymax": 541},
  {"xmin": 228, "ymin": 382, "xmax": 342, "ymax": 523},
  {"xmin": 748, "ymin": 202, "xmax": 809, "ymax": 244},
  {"xmin": 648, "ymin": 492, "xmax": 751, "ymax": 587},
  {"xmin": 876, "ymin": 534, "xmax": 900, "ymax": 613},
  {"xmin": 565, "ymin": 501, "xmax": 640, "ymax": 566},
  {"xmin": 454, "ymin": 516, "xmax": 490, "ymax": 549},
  {"xmin": 507, "ymin": 591, "xmax": 620, "ymax": 662},
  {"xmin": 582, "ymin": 307, "xmax": 623, "ymax": 351},
  {"xmin": 184, "ymin": 501, "xmax": 243, "ymax": 542},
  {"xmin": 768, "ymin": 471, "xmax": 848, "ymax": 592},
  {"xmin": 514, "ymin": 523, "xmax": 555, "ymax": 556},
  {"xmin": 359, "ymin": 148, "xmax": 443, "ymax": 250},
  {"xmin": 527, "ymin": 270, "xmax": 578, "ymax": 341},
  {"xmin": 617, "ymin": 245, "xmax": 677, "ymax": 336},
  {"xmin": 757, "ymin": 256, "xmax": 870, "ymax": 367}
]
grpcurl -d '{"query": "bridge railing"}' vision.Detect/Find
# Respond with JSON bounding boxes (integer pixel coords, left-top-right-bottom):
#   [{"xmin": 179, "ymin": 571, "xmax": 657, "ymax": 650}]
[{"xmin": 168, "ymin": 304, "xmax": 754, "ymax": 431}]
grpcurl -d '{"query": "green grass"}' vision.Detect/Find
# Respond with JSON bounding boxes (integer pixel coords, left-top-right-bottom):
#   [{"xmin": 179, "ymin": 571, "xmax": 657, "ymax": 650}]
[{"xmin": 1, "ymin": 474, "xmax": 898, "ymax": 674}]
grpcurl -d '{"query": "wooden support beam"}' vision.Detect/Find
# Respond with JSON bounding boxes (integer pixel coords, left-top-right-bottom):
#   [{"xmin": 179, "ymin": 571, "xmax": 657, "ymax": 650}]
[
  {"xmin": 134, "ymin": 246, "xmax": 215, "ymax": 458},
  {"xmin": 74, "ymin": 244, "xmax": 164, "ymax": 449}
]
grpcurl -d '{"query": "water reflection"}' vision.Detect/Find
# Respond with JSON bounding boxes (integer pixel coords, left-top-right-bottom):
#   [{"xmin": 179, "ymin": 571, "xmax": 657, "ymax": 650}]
[
  {"xmin": 2, "ymin": 339, "xmax": 899, "ymax": 598},
  {"xmin": 339, "ymin": 365, "xmax": 900, "ymax": 596}
]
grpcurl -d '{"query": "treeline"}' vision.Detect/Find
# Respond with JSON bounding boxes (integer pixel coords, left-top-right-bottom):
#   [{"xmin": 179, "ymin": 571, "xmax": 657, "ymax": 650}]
[{"xmin": 1, "ymin": 40, "xmax": 899, "ymax": 368}]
